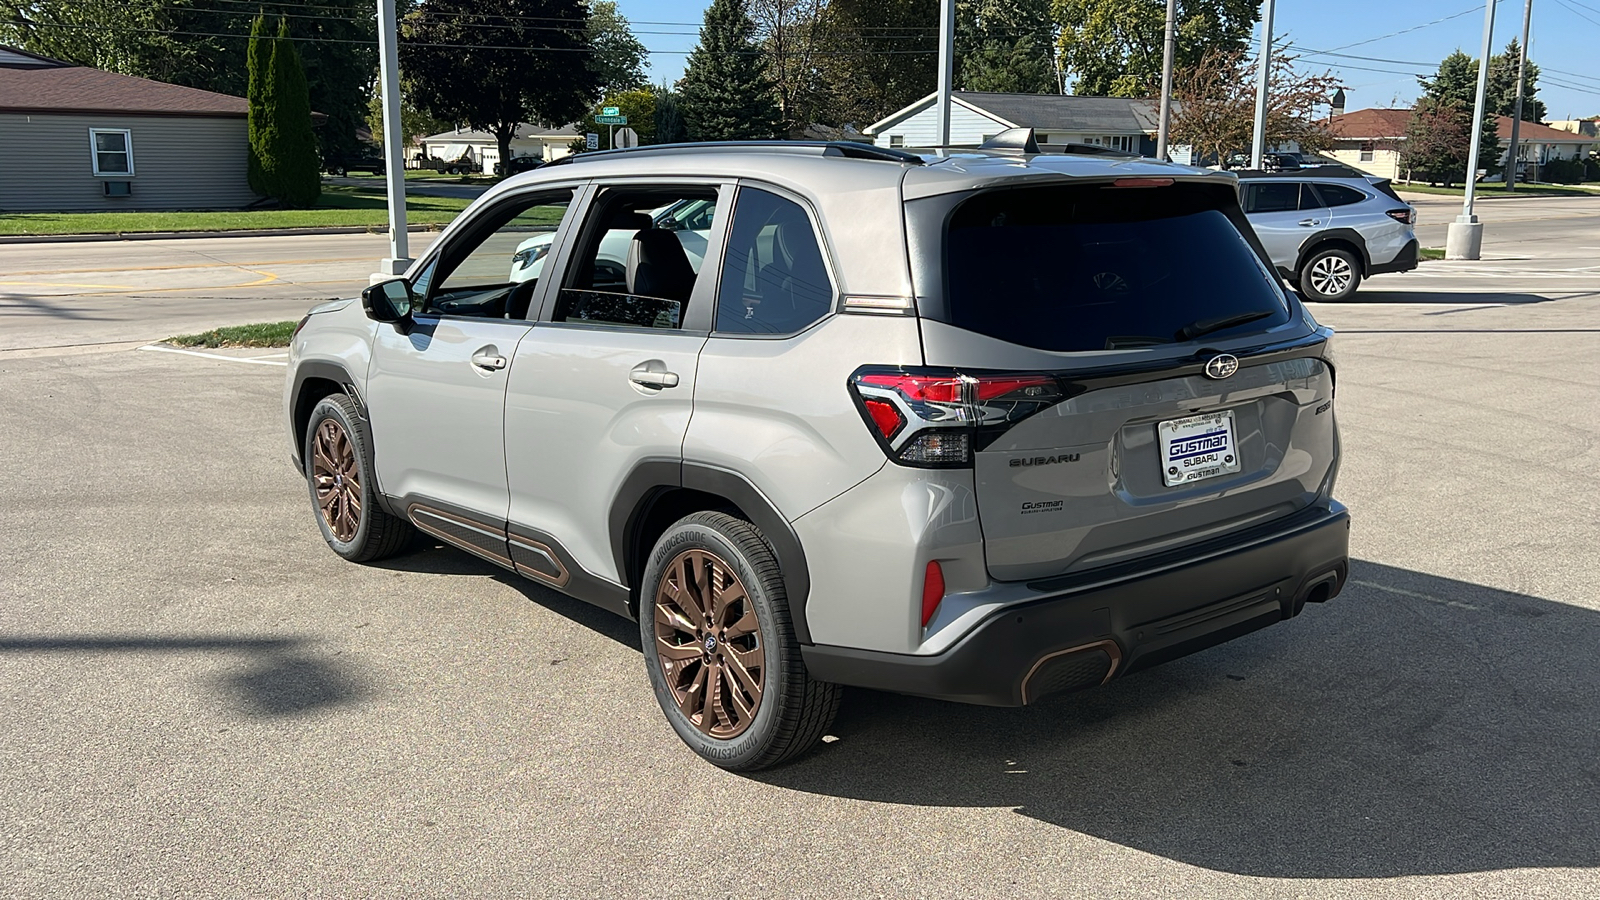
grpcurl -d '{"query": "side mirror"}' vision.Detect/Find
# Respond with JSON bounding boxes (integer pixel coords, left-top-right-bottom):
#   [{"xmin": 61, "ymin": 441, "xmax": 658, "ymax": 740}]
[{"xmin": 362, "ymin": 279, "xmax": 414, "ymax": 323}]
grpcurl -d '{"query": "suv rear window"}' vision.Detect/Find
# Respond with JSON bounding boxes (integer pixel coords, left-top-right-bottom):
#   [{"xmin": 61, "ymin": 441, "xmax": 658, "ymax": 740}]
[{"xmin": 944, "ymin": 183, "xmax": 1290, "ymax": 352}]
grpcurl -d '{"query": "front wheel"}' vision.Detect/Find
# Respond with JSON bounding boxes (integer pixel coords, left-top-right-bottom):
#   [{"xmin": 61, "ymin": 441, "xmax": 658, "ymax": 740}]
[
  {"xmin": 303, "ymin": 394, "xmax": 412, "ymax": 562},
  {"xmin": 1297, "ymin": 248, "xmax": 1362, "ymax": 301},
  {"xmin": 639, "ymin": 512, "xmax": 841, "ymax": 771}
]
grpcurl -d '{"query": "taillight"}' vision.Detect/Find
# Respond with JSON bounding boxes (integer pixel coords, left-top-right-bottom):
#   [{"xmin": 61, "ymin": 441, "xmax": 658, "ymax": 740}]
[
  {"xmin": 1385, "ymin": 208, "xmax": 1415, "ymax": 225},
  {"xmin": 921, "ymin": 560, "xmax": 945, "ymax": 627},
  {"xmin": 292, "ymin": 314, "xmax": 311, "ymax": 339},
  {"xmin": 849, "ymin": 367, "xmax": 1064, "ymax": 467}
]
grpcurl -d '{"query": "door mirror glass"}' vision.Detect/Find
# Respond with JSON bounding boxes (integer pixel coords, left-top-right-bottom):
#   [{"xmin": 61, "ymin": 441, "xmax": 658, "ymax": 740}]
[{"xmin": 362, "ymin": 279, "xmax": 414, "ymax": 322}]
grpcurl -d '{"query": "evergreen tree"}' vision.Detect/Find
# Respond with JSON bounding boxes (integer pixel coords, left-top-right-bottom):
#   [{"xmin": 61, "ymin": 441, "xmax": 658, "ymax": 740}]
[
  {"xmin": 653, "ymin": 85, "xmax": 690, "ymax": 143},
  {"xmin": 680, "ymin": 0, "xmax": 781, "ymax": 141},
  {"xmin": 246, "ymin": 14, "xmax": 272, "ymax": 197},
  {"xmin": 1416, "ymin": 50, "xmax": 1501, "ymax": 179},
  {"xmin": 959, "ymin": 0, "xmax": 1057, "ymax": 94},
  {"xmin": 1487, "ymin": 39, "xmax": 1546, "ymax": 122},
  {"xmin": 266, "ymin": 19, "xmax": 322, "ymax": 208}
]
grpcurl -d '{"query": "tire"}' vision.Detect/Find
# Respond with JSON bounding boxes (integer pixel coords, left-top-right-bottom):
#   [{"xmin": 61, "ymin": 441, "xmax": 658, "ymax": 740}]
[
  {"xmin": 639, "ymin": 512, "xmax": 841, "ymax": 771},
  {"xmin": 303, "ymin": 393, "xmax": 412, "ymax": 562},
  {"xmin": 1297, "ymin": 247, "xmax": 1362, "ymax": 302}
]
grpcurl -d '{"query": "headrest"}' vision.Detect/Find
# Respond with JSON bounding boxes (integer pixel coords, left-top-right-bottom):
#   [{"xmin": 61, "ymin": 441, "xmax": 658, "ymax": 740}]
[{"xmin": 609, "ymin": 210, "xmax": 652, "ymax": 231}]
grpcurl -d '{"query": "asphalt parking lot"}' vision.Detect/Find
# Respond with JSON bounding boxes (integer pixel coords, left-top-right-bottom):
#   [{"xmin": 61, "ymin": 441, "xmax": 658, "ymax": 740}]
[{"xmin": 2, "ymin": 200, "xmax": 1598, "ymax": 897}]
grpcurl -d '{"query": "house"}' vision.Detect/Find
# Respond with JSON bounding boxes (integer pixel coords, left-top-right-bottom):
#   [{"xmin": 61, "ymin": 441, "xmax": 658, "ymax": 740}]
[
  {"xmin": 412, "ymin": 123, "xmax": 582, "ymax": 173},
  {"xmin": 865, "ymin": 92, "xmax": 1159, "ymax": 155},
  {"xmin": 1496, "ymin": 115, "xmax": 1596, "ymax": 180},
  {"xmin": 0, "ymin": 45, "xmax": 256, "ymax": 211},
  {"xmin": 1548, "ymin": 117, "xmax": 1599, "ymax": 139},
  {"xmin": 1327, "ymin": 108, "xmax": 1412, "ymax": 180}
]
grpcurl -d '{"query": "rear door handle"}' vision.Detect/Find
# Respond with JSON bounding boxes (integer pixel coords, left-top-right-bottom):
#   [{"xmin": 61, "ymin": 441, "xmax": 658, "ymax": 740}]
[
  {"xmin": 628, "ymin": 369, "xmax": 680, "ymax": 388},
  {"xmin": 1298, "ymin": 218, "xmax": 1320, "ymax": 227},
  {"xmin": 470, "ymin": 347, "xmax": 507, "ymax": 370}
]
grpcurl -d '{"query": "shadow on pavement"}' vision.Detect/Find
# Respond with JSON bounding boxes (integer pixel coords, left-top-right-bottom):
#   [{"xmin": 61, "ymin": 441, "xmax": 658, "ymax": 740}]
[
  {"xmin": 1337, "ymin": 290, "xmax": 1566, "ymax": 305},
  {"xmin": 755, "ymin": 560, "xmax": 1600, "ymax": 878},
  {"xmin": 0, "ymin": 635, "xmax": 370, "ymax": 717}
]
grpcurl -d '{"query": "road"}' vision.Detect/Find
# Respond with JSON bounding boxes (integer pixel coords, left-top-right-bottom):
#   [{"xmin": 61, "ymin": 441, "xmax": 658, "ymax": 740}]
[{"xmin": 1, "ymin": 199, "xmax": 1598, "ymax": 897}]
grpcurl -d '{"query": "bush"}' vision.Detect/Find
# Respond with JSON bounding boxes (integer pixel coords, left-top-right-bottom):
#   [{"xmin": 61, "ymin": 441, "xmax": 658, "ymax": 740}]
[
  {"xmin": 1585, "ymin": 157, "xmax": 1600, "ymax": 183},
  {"xmin": 1540, "ymin": 157, "xmax": 1585, "ymax": 184}
]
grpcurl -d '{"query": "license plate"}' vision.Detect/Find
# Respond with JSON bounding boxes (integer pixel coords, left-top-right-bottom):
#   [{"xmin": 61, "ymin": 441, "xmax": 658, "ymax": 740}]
[{"xmin": 1159, "ymin": 410, "xmax": 1240, "ymax": 487}]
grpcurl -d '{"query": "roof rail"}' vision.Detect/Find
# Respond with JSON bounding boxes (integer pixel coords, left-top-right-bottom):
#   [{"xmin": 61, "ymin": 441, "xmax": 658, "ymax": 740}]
[
  {"xmin": 543, "ymin": 140, "xmax": 923, "ymax": 167},
  {"xmin": 1233, "ymin": 163, "xmax": 1369, "ymax": 179}
]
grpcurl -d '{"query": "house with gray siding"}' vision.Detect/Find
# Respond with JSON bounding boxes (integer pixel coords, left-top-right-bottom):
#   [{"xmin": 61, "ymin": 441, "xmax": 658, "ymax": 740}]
[
  {"xmin": 0, "ymin": 45, "xmax": 255, "ymax": 211},
  {"xmin": 865, "ymin": 92, "xmax": 1160, "ymax": 155}
]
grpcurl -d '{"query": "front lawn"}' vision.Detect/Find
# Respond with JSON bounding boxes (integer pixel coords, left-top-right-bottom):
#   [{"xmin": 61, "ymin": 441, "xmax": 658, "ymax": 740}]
[
  {"xmin": 1396, "ymin": 182, "xmax": 1600, "ymax": 198},
  {"xmin": 1419, "ymin": 247, "xmax": 1446, "ymax": 261},
  {"xmin": 0, "ymin": 184, "xmax": 471, "ymax": 236}
]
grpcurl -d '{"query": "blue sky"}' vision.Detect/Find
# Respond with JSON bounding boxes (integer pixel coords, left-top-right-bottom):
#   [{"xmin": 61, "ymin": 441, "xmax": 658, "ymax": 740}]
[{"xmin": 613, "ymin": 1, "xmax": 1600, "ymax": 121}]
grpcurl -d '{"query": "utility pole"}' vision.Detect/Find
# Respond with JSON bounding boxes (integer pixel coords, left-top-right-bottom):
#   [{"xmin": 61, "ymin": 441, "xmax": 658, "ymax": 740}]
[
  {"xmin": 1250, "ymin": 0, "xmax": 1277, "ymax": 169},
  {"xmin": 374, "ymin": 0, "xmax": 410, "ymax": 279},
  {"xmin": 1506, "ymin": 0, "xmax": 1534, "ymax": 191},
  {"xmin": 935, "ymin": 0, "xmax": 955, "ymax": 148},
  {"xmin": 1446, "ymin": 0, "xmax": 1498, "ymax": 260},
  {"xmin": 1156, "ymin": 0, "xmax": 1177, "ymax": 160}
]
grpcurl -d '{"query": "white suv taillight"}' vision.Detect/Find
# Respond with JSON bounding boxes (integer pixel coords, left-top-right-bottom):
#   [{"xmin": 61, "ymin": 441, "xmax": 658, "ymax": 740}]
[{"xmin": 849, "ymin": 368, "xmax": 1064, "ymax": 467}]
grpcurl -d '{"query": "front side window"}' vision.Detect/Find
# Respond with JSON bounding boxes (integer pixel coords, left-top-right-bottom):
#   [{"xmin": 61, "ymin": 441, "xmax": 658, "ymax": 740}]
[
  {"xmin": 715, "ymin": 188, "xmax": 834, "ymax": 335},
  {"xmin": 426, "ymin": 190, "xmax": 573, "ymax": 318},
  {"xmin": 90, "ymin": 129, "xmax": 133, "ymax": 175},
  {"xmin": 942, "ymin": 183, "xmax": 1290, "ymax": 353},
  {"xmin": 551, "ymin": 187, "xmax": 720, "ymax": 329}
]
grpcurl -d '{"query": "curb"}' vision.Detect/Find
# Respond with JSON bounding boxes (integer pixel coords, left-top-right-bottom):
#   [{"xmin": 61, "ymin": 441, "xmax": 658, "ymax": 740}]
[{"xmin": 0, "ymin": 223, "xmax": 443, "ymax": 245}]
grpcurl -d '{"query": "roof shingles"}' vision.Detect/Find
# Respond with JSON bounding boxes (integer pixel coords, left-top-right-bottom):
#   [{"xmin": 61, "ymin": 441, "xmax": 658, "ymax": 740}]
[{"xmin": 0, "ymin": 48, "xmax": 247, "ymax": 118}]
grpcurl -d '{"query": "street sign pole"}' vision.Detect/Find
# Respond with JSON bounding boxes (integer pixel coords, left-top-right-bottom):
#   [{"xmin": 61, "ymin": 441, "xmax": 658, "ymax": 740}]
[
  {"xmin": 935, "ymin": 0, "xmax": 954, "ymax": 149},
  {"xmin": 374, "ymin": 0, "xmax": 410, "ymax": 279},
  {"xmin": 1447, "ymin": 0, "xmax": 1498, "ymax": 260},
  {"xmin": 1156, "ymin": 0, "xmax": 1177, "ymax": 160},
  {"xmin": 1250, "ymin": 0, "xmax": 1277, "ymax": 170},
  {"xmin": 1507, "ymin": 0, "xmax": 1534, "ymax": 191}
]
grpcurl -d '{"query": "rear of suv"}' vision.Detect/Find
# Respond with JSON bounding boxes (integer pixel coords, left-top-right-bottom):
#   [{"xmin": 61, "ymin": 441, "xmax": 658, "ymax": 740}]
[
  {"xmin": 1240, "ymin": 167, "xmax": 1419, "ymax": 301},
  {"xmin": 286, "ymin": 140, "xmax": 1349, "ymax": 770}
]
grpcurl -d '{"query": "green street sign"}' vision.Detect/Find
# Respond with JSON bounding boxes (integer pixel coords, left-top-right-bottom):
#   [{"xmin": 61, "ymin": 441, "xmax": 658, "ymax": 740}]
[
  {"xmin": 595, "ymin": 114, "xmax": 628, "ymax": 125},
  {"xmin": 601, "ymin": 106, "xmax": 620, "ymax": 116}
]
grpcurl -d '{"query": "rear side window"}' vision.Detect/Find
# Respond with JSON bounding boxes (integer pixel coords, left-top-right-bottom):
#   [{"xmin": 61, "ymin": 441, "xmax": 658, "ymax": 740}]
[
  {"xmin": 715, "ymin": 188, "xmax": 834, "ymax": 335},
  {"xmin": 943, "ymin": 183, "xmax": 1289, "ymax": 353},
  {"xmin": 1313, "ymin": 183, "xmax": 1367, "ymax": 207},
  {"xmin": 1244, "ymin": 182, "xmax": 1303, "ymax": 213}
]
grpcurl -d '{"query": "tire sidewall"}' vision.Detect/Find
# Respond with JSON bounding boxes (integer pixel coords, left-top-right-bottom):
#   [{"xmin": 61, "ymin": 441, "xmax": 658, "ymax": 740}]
[
  {"xmin": 1299, "ymin": 249, "xmax": 1360, "ymax": 301},
  {"xmin": 639, "ymin": 518, "xmax": 794, "ymax": 770},
  {"xmin": 303, "ymin": 396, "xmax": 379, "ymax": 559}
]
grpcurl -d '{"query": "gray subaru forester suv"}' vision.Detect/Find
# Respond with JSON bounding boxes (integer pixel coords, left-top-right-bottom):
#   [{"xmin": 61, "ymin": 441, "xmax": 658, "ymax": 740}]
[{"xmin": 284, "ymin": 139, "xmax": 1349, "ymax": 770}]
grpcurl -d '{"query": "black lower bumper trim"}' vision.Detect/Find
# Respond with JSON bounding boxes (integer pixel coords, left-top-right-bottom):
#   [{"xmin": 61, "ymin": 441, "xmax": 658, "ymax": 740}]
[
  {"xmin": 1369, "ymin": 239, "xmax": 1419, "ymax": 275},
  {"xmin": 801, "ymin": 504, "xmax": 1350, "ymax": 707}
]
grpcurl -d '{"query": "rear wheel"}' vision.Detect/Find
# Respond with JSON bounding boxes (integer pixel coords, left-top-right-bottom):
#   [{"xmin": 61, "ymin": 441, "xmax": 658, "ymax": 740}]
[
  {"xmin": 1297, "ymin": 247, "xmax": 1362, "ymax": 301},
  {"xmin": 639, "ymin": 512, "xmax": 840, "ymax": 771},
  {"xmin": 303, "ymin": 394, "xmax": 412, "ymax": 562}
]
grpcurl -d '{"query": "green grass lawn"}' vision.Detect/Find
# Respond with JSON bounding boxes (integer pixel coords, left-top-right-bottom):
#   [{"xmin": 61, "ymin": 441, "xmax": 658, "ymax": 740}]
[
  {"xmin": 0, "ymin": 184, "xmax": 471, "ymax": 236},
  {"xmin": 1396, "ymin": 182, "xmax": 1600, "ymax": 198},
  {"xmin": 1419, "ymin": 247, "xmax": 1446, "ymax": 261},
  {"xmin": 167, "ymin": 321, "xmax": 298, "ymax": 348}
]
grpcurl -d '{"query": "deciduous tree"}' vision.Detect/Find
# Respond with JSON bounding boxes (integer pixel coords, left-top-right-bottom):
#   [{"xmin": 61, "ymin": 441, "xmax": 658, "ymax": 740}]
[
  {"xmin": 959, "ymin": 0, "xmax": 1058, "ymax": 94},
  {"xmin": 811, "ymin": 0, "xmax": 938, "ymax": 130},
  {"xmin": 588, "ymin": 1, "xmax": 649, "ymax": 95},
  {"xmin": 1052, "ymin": 0, "xmax": 1257, "ymax": 97},
  {"xmin": 1169, "ymin": 46, "xmax": 1340, "ymax": 165},
  {"xmin": 403, "ymin": 0, "xmax": 599, "ymax": 174},
  {"xmin": 1415, "ymin": 50, "xmax": 1501, "ymax": 179}
]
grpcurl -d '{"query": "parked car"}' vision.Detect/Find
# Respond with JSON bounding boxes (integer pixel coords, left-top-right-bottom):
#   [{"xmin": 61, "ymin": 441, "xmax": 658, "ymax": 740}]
[
  {"xmin": 1238, "ymin": 168, "xmax": 1419, "ymax": 301},
  {"xmin": 323, "ymin": 151, "xmax": 386, "ymax": 177},
  {"xmin": 1225, "ymin": 151, "xmax": 1303, "ymax": 171},
  {"xmin": 498, "ymin": 155, "xmax": 545, "ymax": 176},
  {"xmin": 285, "ymin": 141, "xmax": 1349, "ymax": 770},
  {"xmin": 508, "ymin": 197, "xmax": 716, "ymax": 283}
]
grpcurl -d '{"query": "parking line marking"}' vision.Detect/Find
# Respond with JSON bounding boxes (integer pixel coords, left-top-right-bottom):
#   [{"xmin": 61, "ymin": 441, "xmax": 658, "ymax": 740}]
[
  {"xmin": 138, "ymin": 344, "xmax": 289, "ymax": 367},
  {"xmin": 1349, "ymin": 578, "xmax": 1480, "ymax": 610}
]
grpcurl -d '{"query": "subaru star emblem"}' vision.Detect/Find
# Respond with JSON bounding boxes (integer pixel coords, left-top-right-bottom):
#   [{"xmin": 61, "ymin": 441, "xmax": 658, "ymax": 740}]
[{"xmin": 1204, "ymin": 354, "xmax": 1239, "ymax": 380}]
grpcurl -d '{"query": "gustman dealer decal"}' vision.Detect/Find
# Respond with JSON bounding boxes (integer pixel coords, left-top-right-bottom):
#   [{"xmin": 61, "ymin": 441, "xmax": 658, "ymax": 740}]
[{"xmin": 1020, "ymin": 500, "xmax": 1064, "ymax": 515}]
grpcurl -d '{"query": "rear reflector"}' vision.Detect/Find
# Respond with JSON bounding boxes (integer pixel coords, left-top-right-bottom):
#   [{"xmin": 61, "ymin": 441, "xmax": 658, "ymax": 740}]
[
  {"xmin": 862, "ymin": 398, "xmax": 904, "ymax": 440},
  {"xmin": 1110, "ymin": 177, "xmax": 1174, "ymax": 188},
  {"xmin": 921, "ymin": 560, "xmax": 945, "ymax": 627}
]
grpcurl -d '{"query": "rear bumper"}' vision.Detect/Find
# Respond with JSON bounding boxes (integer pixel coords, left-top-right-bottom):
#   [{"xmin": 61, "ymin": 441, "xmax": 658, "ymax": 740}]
[
  {"xmin": 801, "ymin": 502, "xmax": 1350, "ymax": 706},
  {"xmin": 1369, "ymin": 239, "xmax": 1419, "ymax": 275}
]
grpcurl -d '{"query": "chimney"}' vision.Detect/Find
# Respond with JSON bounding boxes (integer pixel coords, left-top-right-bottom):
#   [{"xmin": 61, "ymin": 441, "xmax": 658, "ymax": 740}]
[{"xmin": 1330, "ymin": 88, "xmax": 1347, "ymax": 119}]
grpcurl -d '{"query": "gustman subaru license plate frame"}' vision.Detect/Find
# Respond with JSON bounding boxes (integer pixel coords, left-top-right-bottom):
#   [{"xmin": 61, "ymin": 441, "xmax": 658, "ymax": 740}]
[{"xmin": 1158, "ymin": 409, "xmax": 1241, "ymax": 487}]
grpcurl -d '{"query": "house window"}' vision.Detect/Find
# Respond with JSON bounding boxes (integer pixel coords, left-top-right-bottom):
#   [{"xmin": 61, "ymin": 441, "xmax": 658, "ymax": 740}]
[
  {"xmin": 90, "ymin": 129, "xmax": 134, "ymax": 176},
  {"xmin": 1360, "ymin": 141, "xmax": 1374, "ymax": 162},
  {"xmin": 889, "ymin": 135, "xmax": 904, "ymax": 148}
]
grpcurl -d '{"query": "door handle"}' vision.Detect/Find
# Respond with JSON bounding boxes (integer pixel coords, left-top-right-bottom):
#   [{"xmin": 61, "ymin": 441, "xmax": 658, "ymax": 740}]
[
  {"xmin": 470, "ymin": 347, "xmax": 507, "ymax": 370},
  {"xmin": 628, "ymin": 369, "xmax": 680, "ymax": 388},
  {"xmin": 1298, "ymin": 218, "xmax": 1320, "ymax": 227}
]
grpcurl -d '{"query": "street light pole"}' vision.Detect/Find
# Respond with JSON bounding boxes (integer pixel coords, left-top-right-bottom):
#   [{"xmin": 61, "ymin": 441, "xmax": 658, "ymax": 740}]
[
  {"xmin": 375, "ymin": 0, "xmax": 410, "ymax": 279},
  {"xmin": 1250, "ymin": 0, "xmax": 1277, "ymax": 169},
  {"xmin": 1156, "ymin": 0, "xmax": 1177, "ymax": 160},
  {"xmin": 935, "ymin": 0, "xmax": 955, "ymax": 148},
  {"xmin": 1446, "ymin": 0, "xmax": 1498, "ymax": 260},
  {"xmin": 1506, "ymin": 0, "xmax": 1534, "ymax": 192}
]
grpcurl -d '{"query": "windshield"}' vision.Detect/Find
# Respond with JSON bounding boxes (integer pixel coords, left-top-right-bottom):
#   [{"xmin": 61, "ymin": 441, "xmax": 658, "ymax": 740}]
[{"xmin": 943, "ymin": 183, "xmax": 1290, "ymax": 353}]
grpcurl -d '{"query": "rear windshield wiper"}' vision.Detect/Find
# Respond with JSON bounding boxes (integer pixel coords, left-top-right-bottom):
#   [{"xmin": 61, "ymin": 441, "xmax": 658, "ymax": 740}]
[{"xmin": 1174, "ymin": 310, "xmax": 1274, "ymax": 342}]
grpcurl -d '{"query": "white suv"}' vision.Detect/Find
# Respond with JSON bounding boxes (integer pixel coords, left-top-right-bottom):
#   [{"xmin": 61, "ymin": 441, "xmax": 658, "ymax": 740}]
[{"xmin": 285, "ymin": 138, "xmax": 1350, "ymax": 770}]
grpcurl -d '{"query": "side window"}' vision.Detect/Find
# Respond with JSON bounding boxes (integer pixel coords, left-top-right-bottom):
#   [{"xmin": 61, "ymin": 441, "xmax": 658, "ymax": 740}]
[
  {"xmin": 428, "ymin": 191, "xmax": 572, "ymax": 319},
  {"xmin": 1314, "ymin": 183, "xmax": 1367, "ymax": 207},
  {"xmin": 715, "ymin": 188, "xmax": 834, "ymax": 335},
  {"xmin": 1244, "ymin": 182, "xmax": 1301, "ymax": 214},
  {"xmin": 551, "ymin": 188, "xmax": 719, "ymax": 329}
]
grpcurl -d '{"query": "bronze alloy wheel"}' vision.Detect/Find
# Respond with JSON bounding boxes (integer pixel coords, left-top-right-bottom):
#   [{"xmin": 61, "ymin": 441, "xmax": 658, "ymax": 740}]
[
  {"xmin": 311, "ymin": 418, "xmax": 362, "ymax": 543},
  {"xmin": 653, "ymin": 548, "xmax": 765, "ymax": 739}
]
